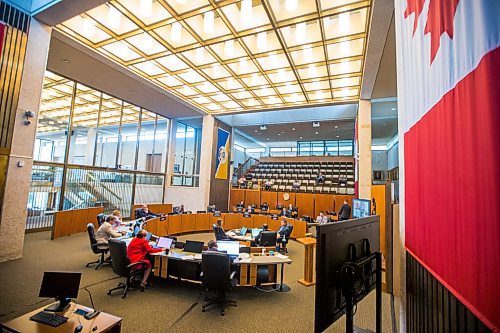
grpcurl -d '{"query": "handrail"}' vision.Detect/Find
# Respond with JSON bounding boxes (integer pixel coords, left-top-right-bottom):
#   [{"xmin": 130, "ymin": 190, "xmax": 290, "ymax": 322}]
[
  {"xmin": 87, "ymin": 172, "xmax": 122, "ymax": 202},
  {"xmin": 233, "ymin": 157, "xmax": 259, "ymax": 181}
]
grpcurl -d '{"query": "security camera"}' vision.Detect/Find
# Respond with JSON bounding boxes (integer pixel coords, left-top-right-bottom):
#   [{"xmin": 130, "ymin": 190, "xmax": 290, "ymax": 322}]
[{"xmin": 25, "ymin": 110, "xmax": 35, "ymax": 118}]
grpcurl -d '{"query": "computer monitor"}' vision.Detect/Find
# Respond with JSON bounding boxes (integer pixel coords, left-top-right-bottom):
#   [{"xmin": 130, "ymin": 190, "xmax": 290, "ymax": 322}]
[
  {"xmin": 39, "ymin": 272, "xmax": 81, "ymax": 312},
  {"xmin": 133, "ymin": 225, "xmax": 140, "ymax": 237},
  {"xmin": 271, "ymin": 214, "xmax": 279, "ymax": 220},
  {"xmin": 217, "ymin": 241, "xmax": 240, "ymax": 256},
  {"xmin": 156, "ymin": 237, "xmax": 173, "ymax": 249},
  {"xmin": 259, "ymin": 231, "xmax": 277, "ymax": 247},
  {"xmin": 251, "ymin": 228, "xmax": 262, "ymax": 238},
  {"xmin": 145, "ymin": 232, "xmax": 152, "ymax": 241},
  {"xmin": 184, "ymin": 240, "xmax": 204, "ymax": 253},
  {"xmin": 352, "ymin": 198, "xmax": 371, "ymax": 219},
  {"xmin": 240, "ymin": 226, "xmax": 248, "ymax": 236},
  {"xmin": 243, "ymin": 212, "xmax": 251, "ymax": 217},
  {"xmin": 213, "ymin": 211, "xmax": 221, "ymax": 217}
]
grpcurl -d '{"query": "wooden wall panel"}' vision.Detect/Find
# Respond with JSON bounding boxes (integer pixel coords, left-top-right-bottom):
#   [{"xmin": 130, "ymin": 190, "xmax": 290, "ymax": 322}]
[
  {"xmin": 371, "ymin": 185, "xmax": 387, "ymax": 256},
  {"xmin": 181, "ymin": 214, "xmax": 195, "ymax": 233},
  {"xmin": 314, "ymin": 194, "xmax": 335, "ymax": 218},
  {"xmin": 194, "ymin": 213, "xmax": 210, "ymax": 231},
  {"xmin": 210, "ymin": 214, "xmax": 224, "ymax": 229},
  {"xmin": 240, "ymin": 215, "xmax": 254, "ymax": 228},
  {"xmin": 223, "ymin": 213, "xmax": 240, "ymax": 230},
  {"xmin": 252, "ymin": 214, "xmax": 269, "ymax": 229},
  {"xmin": 52, "ymin": 207, "xmax": 104, "ymax": 239},
  {"xmin": 260, "ymin": 191, "xmax": 278, "ymax": 207},
  {"xmin": 168, "ymin": 215, "xmax": 182, "ymax": 235},
  {"xmin": 229, "ymin": 189, "xmax": 245, "ymax": 209},
  {"xmin": 277, "ymin": 191, "xmax": 296, "ymax": 208},
  {"xmin": 334, "ymin": 195, "xmax": 353, "ymax": 213},
  {"xmin": 295, "ymin": 193, "xmax": 315, "ymax": 217},
  {"xmin": 52, "ymin": 210, "xmax": 73, "ymax": 239},
  {"xmin": 244, "ymin": 189, "xmax": 260, "ymax": 206},
  {"xmin": 144, "ymin": 217, "xmax": 159, "ymax": 235},
  {"xmin": 132, "ymin": 203, "xmax": 172, "ymax": 216},
  {"xmin": 157, "ymin": 218, "xmax": 169, "ymax": 236},
  {"xmin": 268, "ymin": 217, "xmax": 280, "ymax": 232}
]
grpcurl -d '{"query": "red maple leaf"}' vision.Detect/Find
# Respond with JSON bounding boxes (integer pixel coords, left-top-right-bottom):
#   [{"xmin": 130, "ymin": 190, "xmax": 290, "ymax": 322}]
[
  {"xmin": 424, "ymin": 0, "xmax": 460, "ymax": 63},
  {"xmin": 404, "ymin": 0, "xmax": 425, "ymax": 35}
]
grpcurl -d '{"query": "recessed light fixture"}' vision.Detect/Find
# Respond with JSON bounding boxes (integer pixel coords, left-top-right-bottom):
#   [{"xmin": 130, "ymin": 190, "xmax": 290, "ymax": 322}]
[
  {"xmin": 315, "ymin": 131, "xmax": 319, "ymax": 135},
  {"xmin": 292, "ymin": 128, "xmax": 296, "ymax": 131},
  {"xmin": 260, "ymin": 125, "xmax": 267, "ymax": 131},
  {"xmin": 299, "ymin": 136, "xmax": 303, "ymax": 139},
  {"xmin": 266, "ymin": 138, "xmax": 270, "ymax": 141},
  {"xmin": 62, "ymin": 59, "xmax": 70, "ymax": 63},
  {"xmin": 383, "ymin": 123, "xmax": 387, "ymax": 126},
  {"xmin": 391, "ymin": 108, "xmax": 396, "ymax": 111},
  {"xmin": 254, "ymin": 130, "xmax": 258, "ymax": 133},
  {"xmin": 278, "ymin": 133, "xmax": 281, "ymax": 136},
  {"xmin": 334, "ymin": 125, "xmax": 338, "ymax": 128},
  {"xmin": 336, "ymin": 135, "xmax": 340, "ymax": 138}
]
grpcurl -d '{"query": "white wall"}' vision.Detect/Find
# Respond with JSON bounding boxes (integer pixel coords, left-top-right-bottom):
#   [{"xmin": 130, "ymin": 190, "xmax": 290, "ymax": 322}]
[
  {"xmin": 387, "ymin": 142, "xmax": 399, "ymax": 170},
  {"xmin": 164, "ymin": 186, "xmax": 206, "ymax": 212}
]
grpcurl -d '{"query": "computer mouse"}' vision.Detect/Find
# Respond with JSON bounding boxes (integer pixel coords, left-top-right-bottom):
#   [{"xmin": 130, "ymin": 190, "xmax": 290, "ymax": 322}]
[{"xmin": 74, "ymin": 324, "xmax": 83, "ymax": 333}]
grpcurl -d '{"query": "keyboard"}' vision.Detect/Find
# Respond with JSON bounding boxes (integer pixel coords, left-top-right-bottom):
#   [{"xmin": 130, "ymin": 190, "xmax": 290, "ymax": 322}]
[{"xmin": 30, "ymin": 311, "xmax": 68, "ymax": 327}]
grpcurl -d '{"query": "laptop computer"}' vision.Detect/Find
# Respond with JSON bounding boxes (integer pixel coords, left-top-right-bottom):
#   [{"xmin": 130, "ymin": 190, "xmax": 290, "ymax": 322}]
[
  {"xmin": 240, "ymin": 226, "xmax": 247, "ymax": 236},
  {"xmin": 155, "ymin": 237, "xmax": 173, "ymax": 249},
  {"xmin": 251, "ymin": 228, "xmax": 262, "ymax": 238},
  {"xmin": 217, "ymin": 241, "xmax": 240, "ymax": 260},
  {"xmin": 183, "ymin": 240, "xmax": 204, "ymax": 254}
]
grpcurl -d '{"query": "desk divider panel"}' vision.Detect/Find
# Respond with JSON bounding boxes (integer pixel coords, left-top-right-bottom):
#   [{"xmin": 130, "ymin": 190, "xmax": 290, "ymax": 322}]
[
  {"xmin": 252, "ymin": 215, "xmax": 269, "ymax": 229},
  {"xmin": 229, "ymin": 189, "xmax": 245, "ymax": 209},
  {"xmin": 314, "ymin": 194, "xmax": 335, "ymax": 218},
  {"xmin": 195, "ymin": 213, "xmax": 211, "ymax": 231},
  {"xmin": 52, "ymin": 210, "xmax": 73, "ymax": 239},
  {"xmin": 52, "ymin": 207, "xmax": 105, "ymax": 239},
  {"xmin": 260, "ymin": 191, "xmax": 278, "ymax": 208},
  {"xmin": 268, "ymin": 217, "xmax": 280, "ymax": 232},
  {"xmin": 144, "ymin": 217, "xmax": 160, "ymax": 235},
  {"xmin": 181, "ymin": 214, "xmax": 196, "ymax": 233},
  {"xmin": 168, "ymin": 215, "xmax": 182, "ymax": 235},
  {"xmin": 295, "ymin": 193, "xmax": 315, "ymax": 217},
  {"xmin": 277, "ymin": 191, "xmax": 296, "ymax": 207},
  {"xmin": 157, "ymin": 218, "xmax": 169, "ymax": 236},
  {"xmin": 223, "ymin": 213, "xmax": 240, "ymax": 230},
  {"xmin": 293, "ymin": 220, "xmax": 307, "ymax": 238},
  {"xmin": 210, "ymin": 214, "xmax": 224, "ymax": 229},
  {"xmin": 241, "ymin": 214, "xmax": 254, "ymax": 228},
  {"xmin": 244, "ymin": 189, "xmax": 261, "ymax": 206},
  {"xmin": 71, "ymin": 209, "xmax": 89, "ymax": 235}
]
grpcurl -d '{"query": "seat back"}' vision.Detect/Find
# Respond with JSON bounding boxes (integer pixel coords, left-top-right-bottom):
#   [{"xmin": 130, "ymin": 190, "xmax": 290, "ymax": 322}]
[
  {"xmin": 134, "ymin": 209, "xmax": 141, "ymax": 219},
  {"xmin": 259, "ymin": 231, "xmax": 277, "ymax": 247},
  {"xmin": 239, "ymin": 246, "xmax": 251, "ymax": 254},
  {"xmin": 96, "ymin": 213, "xmax": 106, "ymax": 226},
  {"xmin": 201, "ymin": 252, "xmax": 231, "ymax": 291},
  {"xmin": 283, "ymin": 225, "xmax": 294, "ymax": 243},
  {"xmin": 213, "ymin": 224, "xmax": 225, "ymax": 240},
  {"xmin": 87, "ymin": 223, "xmax": 99, "ymax": 254},
  {"xmin": 108, "ymin": 239, "xmax": 130, "ymax": 278}
]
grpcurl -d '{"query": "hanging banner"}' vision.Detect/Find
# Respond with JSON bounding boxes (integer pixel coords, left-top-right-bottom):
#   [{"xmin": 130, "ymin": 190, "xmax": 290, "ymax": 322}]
[{"xmin": 214, "ymin": 127, "xmax": 230, "ymax": 179}]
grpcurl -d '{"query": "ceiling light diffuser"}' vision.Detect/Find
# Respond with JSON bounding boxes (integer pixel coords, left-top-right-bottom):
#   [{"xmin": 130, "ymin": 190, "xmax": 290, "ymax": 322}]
[
  {"xmin": 171, "ymin": 22, "xmax": 182, "ymax": 42},
  {"xmin": 257, "ymin": 31, "xmax": 267, "ymax": 50},
  {"xmin": 285, "ymin": 0, "xmax": 298, "ymax": 12},
  {"xmin": 107, "ymin": 6, "xmax": 121, "ymax": 29},
  {"xmin": 240, "ymin": 0, "xmax": 253, "ymax": 25},
  {"xmin": 204, "ymin": 11, "xmax": 215, "ymax": 35},
  {"xmin": 140, "ymin": 0, "xmax": 152, "ymax": 17}
]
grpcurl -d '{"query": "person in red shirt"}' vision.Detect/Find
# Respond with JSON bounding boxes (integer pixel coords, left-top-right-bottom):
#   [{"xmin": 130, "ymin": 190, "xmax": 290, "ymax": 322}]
[{"xmin": 127, "ymin": 229, "xmax": 164, "ymax": 287}]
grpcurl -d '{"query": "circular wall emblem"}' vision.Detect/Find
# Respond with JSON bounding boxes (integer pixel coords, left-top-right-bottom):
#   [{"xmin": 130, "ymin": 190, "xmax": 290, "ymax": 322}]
[
  {"xmin": 283, "ymin": 193, "xmax": 290, "ymax": 201},
  {"xmin": 218, "ymin": 146, "xmax": 227, "ymax": 164}
]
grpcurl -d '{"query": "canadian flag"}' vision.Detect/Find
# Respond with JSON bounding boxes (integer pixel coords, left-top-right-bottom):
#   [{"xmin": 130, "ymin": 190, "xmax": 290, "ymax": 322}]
[{"xmin": 395, "ymin": 0, "xmax": 500, "ymax": 330}]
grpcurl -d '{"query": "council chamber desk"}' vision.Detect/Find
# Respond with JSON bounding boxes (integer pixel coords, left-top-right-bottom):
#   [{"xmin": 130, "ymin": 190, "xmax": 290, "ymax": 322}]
[
  {"xmin": 0, "ymin": 302, "xmax": 121, "ymax": 333},
  {"xmin": 151, "ymin": 248, "xmax": 292, "ymax": 291},
  {"xmin": 143, "ymin": 212, "xmax": 307, "ymax": 240}
]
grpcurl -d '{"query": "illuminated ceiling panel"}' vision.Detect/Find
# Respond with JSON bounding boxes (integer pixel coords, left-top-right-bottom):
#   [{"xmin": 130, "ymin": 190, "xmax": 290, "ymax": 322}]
[{"xmin": 57, "ymin": 0, "xmax": 371, "ymax": 114}]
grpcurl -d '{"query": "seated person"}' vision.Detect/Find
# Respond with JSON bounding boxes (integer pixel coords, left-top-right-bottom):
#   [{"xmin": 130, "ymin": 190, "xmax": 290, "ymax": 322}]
[
  {"xmin": 264, "ymin": 179, "xmax": 273, "ymax": 191},
  {"xmin": 315, "ymin": 211, "xmax": 328, "ymax": 224},
  {"xmin": 338, "ymin": 200, "xmax": 351, "ymax": 221},
  {"xmin": 207, "ymin": 240, "xmax": 219, "ymax": 252},
  {"xmin": 280, "ymin": 207, "xmax": 289, "ymax": 217},
  {"xmin": 96, "ymin": 215, "xmax": 126, "ymax": 244},
  {"xmin": 260, "ymin": 202, "xmax": 269, "ymax": 211},
  {"xmin": 292, "ymin": 179, "xmax": 301, "ymax": 190},
  {"xmin": 245, "ymin": 172, "xmax": 253, "ymax": 181},
  {"xmin": 316, "ymin": 173, "xmax": 325, "ymax": 184},
  {"xmin": 245, "ymin": 205, "xmax": 255, "ymax": 214},
  {"xmin": 237, "ymin": 176, "xmax": 247, "ymax": 188},
  {"xmin": 277, "ymin": 220, "xmax": 291, "ymax": 239},
  {"xmin": 207, "ymin": 204, "xmax": 216, "ymax": 213},
  {"xmin": 112, "ymin": 210, "xmax": 124, "ymax": 225},
  {"xmin": 135, "ymin": 204, "xmax": 159, "ymax": 220},
  {"xmin": 127, "ymin": 229, "xmax": 165, "ymax": 288},
  {"xmin": 339, "ymin": 177, "xmax": 347, "ymax": 187},
  {"xmin": 215, "ymin": 219, "xmax": 228, "ymax": 240},
  {"xmin": 236, "ymin": 200, "xmax": 245, "ymax": 208},
  {"xmin": 287, "ymin": 204, "xmax": 298, "ymax": 217},
  {"xmin": 178, "ymin": 204, "xmax": 185, "ymax": 214},
  {"xmin": 254, "ymin": 224, "xmax": 269, "ymax": 246}
]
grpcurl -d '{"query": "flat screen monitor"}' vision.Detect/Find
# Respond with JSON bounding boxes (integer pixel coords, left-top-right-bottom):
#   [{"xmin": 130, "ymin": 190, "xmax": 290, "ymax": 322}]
[
  {"xmin": 184, "ymin": 240, "xmax": 204, "ymax": 254},
  {"xmin": 39, "ymin": 272, "xmax": 81, "ymax": 312},
  {"xmin": 133, "ymin": 226, "xmax": 140, "ymax": 237},
  {"xmin": 156, "ymin": 237, "xmax": 173, "ymax": 249},
  {"xmin": 240, "ymin": 226, "xmax": 247, "ymax": 236},
  {"xmin": 259, "ymin": 231, "xmax": 277, "ymax": 246},
  {"xmin": 217, "ymin": 241, "xmax": 240, "ymax": 256},
  {"xmin": 352, "ymin": 198, "xmax": 371, "ymax": 219},
  {"xmin": 314, "ymin": 216, "xmax": 380, "ymax": 332},
  {"xmin": 213, "ymin": 212, "xmax": 221, "ymax": 217},
  {"xmin": 145, "ymin": 232, "xmax": 152, "ymax": 241},
  {"xmin": 251, "ymin": 228, "xmax": 262, "ymax": 237}
]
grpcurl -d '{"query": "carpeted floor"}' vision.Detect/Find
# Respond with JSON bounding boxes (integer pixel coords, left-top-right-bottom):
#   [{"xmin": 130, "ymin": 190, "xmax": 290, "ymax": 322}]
[{"xmin": 0, "ymin": 231, "xmax": 395, "ymax": 332}]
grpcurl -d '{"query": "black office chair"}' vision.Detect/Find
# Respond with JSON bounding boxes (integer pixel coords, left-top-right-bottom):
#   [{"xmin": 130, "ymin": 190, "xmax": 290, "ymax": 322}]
[
  {"xmin": 201, "ymin": 252, "xmax": 237, "ymax": 315},
  {"xmin": 259, "ymin": 231, "xmax": 277, "ymax": 247},
  {"xmin": 212, "ymin": 224, "xmax": 228, "ymax": 241},
  {"xmin": 107, "ymin": 239, "xmax": 147, "ymax": 299},
  {"xmin": 278, "ymin": 225, "xmax": 294, "ymax": 254},
  {"xmin": 239, "ymin": 246, "xmax": 251, "ymax": 254},
  {"xmin": 134, "ymin": 209, "xmax": 142, "ymax": 220},
  {"xmin": 85, "ymin": 223, "xmax": 109, "ymax": 270},
  {"xmin": 96, "ymin": 213, "xmax": 106, "ymax": 226}
]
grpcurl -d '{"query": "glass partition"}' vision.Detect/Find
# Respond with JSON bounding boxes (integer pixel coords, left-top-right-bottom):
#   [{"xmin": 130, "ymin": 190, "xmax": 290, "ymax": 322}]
[
  {"xmin": 137, "ymin": 110, "xmax": 157, "ymax": 172},
  {"xmin": 95, "ymin": 94, "xmax": 121, "ymax": 168},
  {"xmin": 154, "ymin": 116, "xmax": 169, "ymax": 173},
  {"xmin": 118, "ymin": 103, "xmax": 140, "ymax": 170}
]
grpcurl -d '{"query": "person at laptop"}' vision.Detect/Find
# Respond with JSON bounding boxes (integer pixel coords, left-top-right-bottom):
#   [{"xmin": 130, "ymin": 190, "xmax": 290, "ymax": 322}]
[
  {"xmin": 261, "ymin": 202, "xmax": 269, "ymax": 211},
  {"xmin": 254, "ymin": 224, "xmax": 269, "ymax": 246},
  {"xmin": 127, "ymin": 230, "xmax": 165, "ymax": 288},
  {"xmin": 207, "ymin": 240, "xmax": 218, "ymax": 252},
  {"xmin": 315, "ymin": 211, "xmax": 328, "ymax": 224},
  {"xmin": 135, "ymin": 204, "xmax": 159, "ymax": 220},
  {"xmin": 277, "ymin": 219, "xmax": 291, "ymax": 239},
  {"xmin": 96, "ymin": 215, "xmax": 126, "ymax": 244},
  {"xmin": 338, "ymin": 200, "xmax": 351, "ymax": 221},
  {"xmin": 245, "ymin": 205, "xmax": 255, "ymax": 214}
]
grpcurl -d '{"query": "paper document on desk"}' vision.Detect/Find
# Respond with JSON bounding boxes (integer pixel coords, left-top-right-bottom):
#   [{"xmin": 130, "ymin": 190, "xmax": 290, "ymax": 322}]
[
  {"xmin": 180, "ymin": 255, "xmax": 195, "ymax": 260},
  {"xmin": 237, "ymin": 258, "xmax": 252, "ymax": 263},
  {"xmin": 274, "ymin": 253, "xmax": 289, "ymax": 259},
  {"xmin": 116, "ymin": 226, "xmax": 129, "ymax": 232},
  {"xmin": 226, "ymin": 231, "xmax": 236, "ymax": 236},
  {"xmin": 194, "ymin": 254, "xmax": 202, "ymax": 260}
]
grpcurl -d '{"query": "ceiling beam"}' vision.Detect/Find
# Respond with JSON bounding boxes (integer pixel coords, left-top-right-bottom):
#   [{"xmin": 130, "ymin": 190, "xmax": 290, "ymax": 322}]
[
  {"xmin": 360, "ymin": 0, "xmax": 394, "ymax": 99},
  {"xmin": 34, "ymin": 0, "xmax": 109, "ymax": 26}
]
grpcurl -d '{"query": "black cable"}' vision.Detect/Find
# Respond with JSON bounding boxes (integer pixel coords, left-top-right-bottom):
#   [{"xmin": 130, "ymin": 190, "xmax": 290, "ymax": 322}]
[{"xmin": 83, "ymin": 288, "xmax": 95, "ymax": 310}]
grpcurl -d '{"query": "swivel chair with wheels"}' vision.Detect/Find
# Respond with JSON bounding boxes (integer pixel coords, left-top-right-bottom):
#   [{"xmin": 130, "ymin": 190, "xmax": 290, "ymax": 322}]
[
  {"xmin": 201, "ymin": 252, "xmax": 237, "ymax": 315},
  {"xmin": 86, "ymin": 223, "xmax": 109, "ymax": 270},
  {"xmin": 278, "ymin": 225, "xmax": 294, "ymax": 253},
  {"xmin": 96, "ymin": 213, "xmax": 106, "ymax": 226},
  {"xmin": 107, "ymin": 239, "xmax": 147, "ymax": 299}
]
